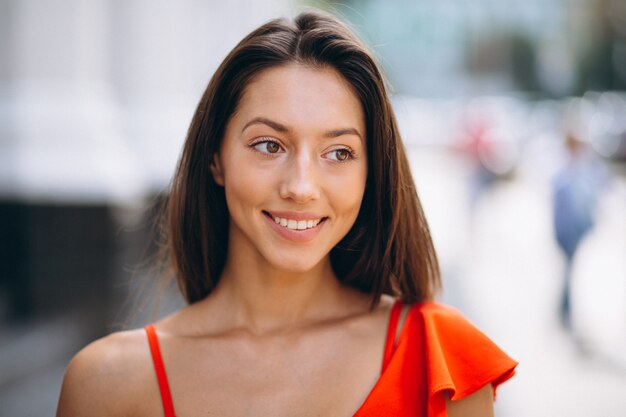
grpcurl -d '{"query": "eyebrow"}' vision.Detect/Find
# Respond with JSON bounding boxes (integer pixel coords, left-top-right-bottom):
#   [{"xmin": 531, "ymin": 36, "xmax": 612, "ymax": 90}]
[
  {"xmin": 242, "ymin": 117, "xmax": 290, "ymax": 134},
  {"xmin": 324, "ymin": 127, "xmax": 363, "ymax": 142},
  {"xmin": 242, "ymin": 117, "xmax": 363, "ymax": 142}
]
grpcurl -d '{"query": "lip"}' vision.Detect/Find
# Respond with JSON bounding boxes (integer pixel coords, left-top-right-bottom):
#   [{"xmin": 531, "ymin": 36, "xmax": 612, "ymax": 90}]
[
  {"xmin": 264, "ymin": 210, "xmax": 326, "ymax": 221},
  {"xmin": 263, "ymin": 211, "xmax": 327, "ymax": 242}
]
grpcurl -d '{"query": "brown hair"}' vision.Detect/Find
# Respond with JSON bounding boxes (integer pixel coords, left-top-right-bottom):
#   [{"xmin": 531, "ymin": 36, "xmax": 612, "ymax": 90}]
[{"xmin": 166, "ymin": 10, "xmax": 441, "ymax": 306}]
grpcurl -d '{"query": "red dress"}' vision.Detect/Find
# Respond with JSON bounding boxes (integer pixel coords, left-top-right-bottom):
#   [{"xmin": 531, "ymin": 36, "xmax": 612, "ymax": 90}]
[{"xmin": 145, "ymin": 301, "xmax": 517, "ymax": 417}]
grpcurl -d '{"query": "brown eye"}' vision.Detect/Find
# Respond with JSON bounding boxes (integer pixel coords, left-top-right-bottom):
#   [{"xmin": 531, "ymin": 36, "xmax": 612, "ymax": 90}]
[
  {"xmin": 336, "ymin": 149, "xmax": 350, "ymax": 161},
  {"xmin": 252, "ymin": 140, "xmax": 282, "ymax": 155},
  {"xmin": 266, "ymin": 141, "xmax": 280, "ymax": 153},
  {"xmin": 326, "ymin": 148, "xmax": 352, "ymax": 162}
]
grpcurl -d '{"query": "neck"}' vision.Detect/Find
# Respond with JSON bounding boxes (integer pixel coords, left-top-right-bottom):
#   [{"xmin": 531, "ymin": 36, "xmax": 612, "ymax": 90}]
[{"xmin": 211, "ymin": 256, "xmax": 350, "ymax": 334}]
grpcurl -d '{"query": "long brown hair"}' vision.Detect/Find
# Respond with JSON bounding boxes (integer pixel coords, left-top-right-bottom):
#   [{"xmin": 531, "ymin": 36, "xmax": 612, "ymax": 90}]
[{"xmin": 166, "ymin": 10, "xmax": 441, "ymax": 306}]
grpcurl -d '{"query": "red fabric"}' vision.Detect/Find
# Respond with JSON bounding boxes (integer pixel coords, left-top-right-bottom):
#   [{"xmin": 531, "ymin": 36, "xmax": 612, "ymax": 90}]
[
  {"xmin": 382, "ymin": 299, "xmax": 404, "ymax": 370},
  {"xmin": 144, "ymin": 302, "xmax": 517, "ymax": 417},
  {"xmin": 354, "ymin": 302, "xmax": 518, "ymax": 417},
  {"xmin": 145, "ymin": 324, "xmax": 177, "ymax": 417}
]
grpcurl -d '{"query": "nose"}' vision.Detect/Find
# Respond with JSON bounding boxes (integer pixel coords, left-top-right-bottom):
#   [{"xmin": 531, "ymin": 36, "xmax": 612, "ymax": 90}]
[{"xmin": 279, "ymin": 149, "xmax": 320, "ymax": 203}]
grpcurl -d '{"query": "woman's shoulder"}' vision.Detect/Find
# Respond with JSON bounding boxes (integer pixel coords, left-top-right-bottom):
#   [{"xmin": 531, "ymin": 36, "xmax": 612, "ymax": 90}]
[
  {"xmin": 57, "ymin": 328, "xmax": 158, "ymax": 417},
  {"xmin": 69, "ymin": 328, "xmax": 151, "ymax": 375}
]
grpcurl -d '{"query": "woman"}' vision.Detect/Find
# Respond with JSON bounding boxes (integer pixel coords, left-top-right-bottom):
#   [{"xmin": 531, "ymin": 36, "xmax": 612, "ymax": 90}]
[{"xmin": 57, "ymin": 10, "xmax": 516, "ymax": 417}]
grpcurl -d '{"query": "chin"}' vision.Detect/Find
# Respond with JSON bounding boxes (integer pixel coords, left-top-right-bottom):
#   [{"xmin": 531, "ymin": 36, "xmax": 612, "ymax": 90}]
[{"xmin": 266, "ymin": 252, "xmax": 326, "ymax": 274}]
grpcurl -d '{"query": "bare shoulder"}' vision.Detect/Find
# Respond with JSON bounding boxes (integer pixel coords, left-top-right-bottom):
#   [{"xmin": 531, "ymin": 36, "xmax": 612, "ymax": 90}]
[
  {"xmin": 56, "ymin": 329, "xmax": 156, "ymax": 417},
  {"xmin": 446, "ymin": 384, "xmax": 494, "ymax": 417}
]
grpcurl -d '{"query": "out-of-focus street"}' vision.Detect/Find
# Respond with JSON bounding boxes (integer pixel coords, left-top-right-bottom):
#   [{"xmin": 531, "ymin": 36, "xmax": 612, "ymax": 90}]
[{"xmin": 408, "ymin": 146, "xmax": 626, "ymax": 417}]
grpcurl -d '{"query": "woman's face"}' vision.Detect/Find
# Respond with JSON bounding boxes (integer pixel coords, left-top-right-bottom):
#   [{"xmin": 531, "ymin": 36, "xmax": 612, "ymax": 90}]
[{"xmin": 212, "ymin": 63, "xmax": 367, "ymax": 273}]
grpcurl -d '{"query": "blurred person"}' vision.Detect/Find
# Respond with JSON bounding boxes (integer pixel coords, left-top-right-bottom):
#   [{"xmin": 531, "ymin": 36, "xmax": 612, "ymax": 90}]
[
  {"xmin": 56, "ymin": 10, "xmax": 517, "ymax": 417},
  {"xmin": 457, "ymin": 111, "xmax": 518, "ymax": 213},
  {"xmin": 552, "ymin": 129, "xmax": 609, "ymax": 329},
  {"xmin": 461, "ymin": 116, "xmax": 498, "ymax": 210}
]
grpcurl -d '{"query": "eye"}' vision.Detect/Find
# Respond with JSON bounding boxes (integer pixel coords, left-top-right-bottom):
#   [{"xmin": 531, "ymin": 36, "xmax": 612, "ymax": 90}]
[
  {"xmin": 324, "ymin": 148, "xmax": 354, "ymax": 162},
  {"xmin": 252, "ymin": 139, "xmax": 283, "ymax": 155}
]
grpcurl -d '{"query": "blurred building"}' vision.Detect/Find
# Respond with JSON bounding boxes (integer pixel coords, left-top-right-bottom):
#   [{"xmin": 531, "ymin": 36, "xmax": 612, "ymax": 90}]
[{"xmin": 313, "ymin": 0, "xmax": 626, "ymax": 97}]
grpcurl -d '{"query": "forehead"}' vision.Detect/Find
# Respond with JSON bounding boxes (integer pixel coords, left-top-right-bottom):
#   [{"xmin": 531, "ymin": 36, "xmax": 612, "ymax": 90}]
[{"xmin": 233, "ymin": 63, "xmax": 365, "ymax": 135}]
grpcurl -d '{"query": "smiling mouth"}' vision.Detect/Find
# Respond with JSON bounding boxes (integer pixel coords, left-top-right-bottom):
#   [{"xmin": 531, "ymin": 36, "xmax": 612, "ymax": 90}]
[{"xmin": 262, "ymin": 211, "xmax": 328, "ymax": 231}]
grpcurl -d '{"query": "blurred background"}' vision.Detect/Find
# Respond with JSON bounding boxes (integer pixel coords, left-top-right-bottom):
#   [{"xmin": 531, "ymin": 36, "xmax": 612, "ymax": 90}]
[{"xmin": 0, "ymin": 0, "xmax": 624, "ymax": 415}]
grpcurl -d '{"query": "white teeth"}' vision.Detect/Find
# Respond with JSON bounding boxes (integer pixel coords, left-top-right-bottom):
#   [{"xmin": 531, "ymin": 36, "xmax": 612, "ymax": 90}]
[{"xmin": 270, "ymin": 215, "xmax": 323, "ymax": 230}]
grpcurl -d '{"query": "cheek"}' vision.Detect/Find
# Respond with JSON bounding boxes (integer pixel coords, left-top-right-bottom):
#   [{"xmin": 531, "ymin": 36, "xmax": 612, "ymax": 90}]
[
  {"xmin": 222, "ymin": 160, "xmax": 275, "ymax": 210},
  {"xmin": 327, "ymin": 169, "xmax": 367, "ymax": 218}
]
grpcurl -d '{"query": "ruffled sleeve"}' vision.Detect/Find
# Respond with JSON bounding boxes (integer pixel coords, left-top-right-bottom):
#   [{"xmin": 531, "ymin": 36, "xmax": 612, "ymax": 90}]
[{"xmin": 420, "ymin": 303, "xmax": 518, "ymax": 417}]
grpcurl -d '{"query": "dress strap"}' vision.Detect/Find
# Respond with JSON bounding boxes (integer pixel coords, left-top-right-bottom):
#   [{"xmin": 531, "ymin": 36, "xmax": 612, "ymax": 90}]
[
  {"xmin": 145, "ymin": 324, "xmax": 177, "ymax": 417},
  {"xmin": 381, "ymin": 299, "xmax": 404, "ymax": 372}
]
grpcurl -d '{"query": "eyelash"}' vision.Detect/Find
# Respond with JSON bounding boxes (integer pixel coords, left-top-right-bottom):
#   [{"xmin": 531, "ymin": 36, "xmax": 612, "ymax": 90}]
[
  {"xmin": 250, "ymin": 139, "xmax": 284, "ymax": 156},
  {"xmin": 325, "ymin": 147, "xmax": 356, "ymax": 162},
  {"xmin": 249, "ymin": 138, "xmax": 356, "ymax": 163}
]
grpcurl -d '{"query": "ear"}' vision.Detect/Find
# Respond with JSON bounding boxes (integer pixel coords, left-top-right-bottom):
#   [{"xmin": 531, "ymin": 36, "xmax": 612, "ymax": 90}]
[{"xmin": 209, "ymin": 153, "xmax": 225, "ymax": 186}]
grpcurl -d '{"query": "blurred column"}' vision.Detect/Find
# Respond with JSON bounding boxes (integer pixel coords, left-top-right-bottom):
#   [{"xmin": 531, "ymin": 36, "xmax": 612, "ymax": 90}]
[
  {"xmin": 6, "ymin": 0, "xmax": 142, "ymax": 202},
  {"xmin": 0, "ymin": 0, "xmax": 134, "ymax": 325}
]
